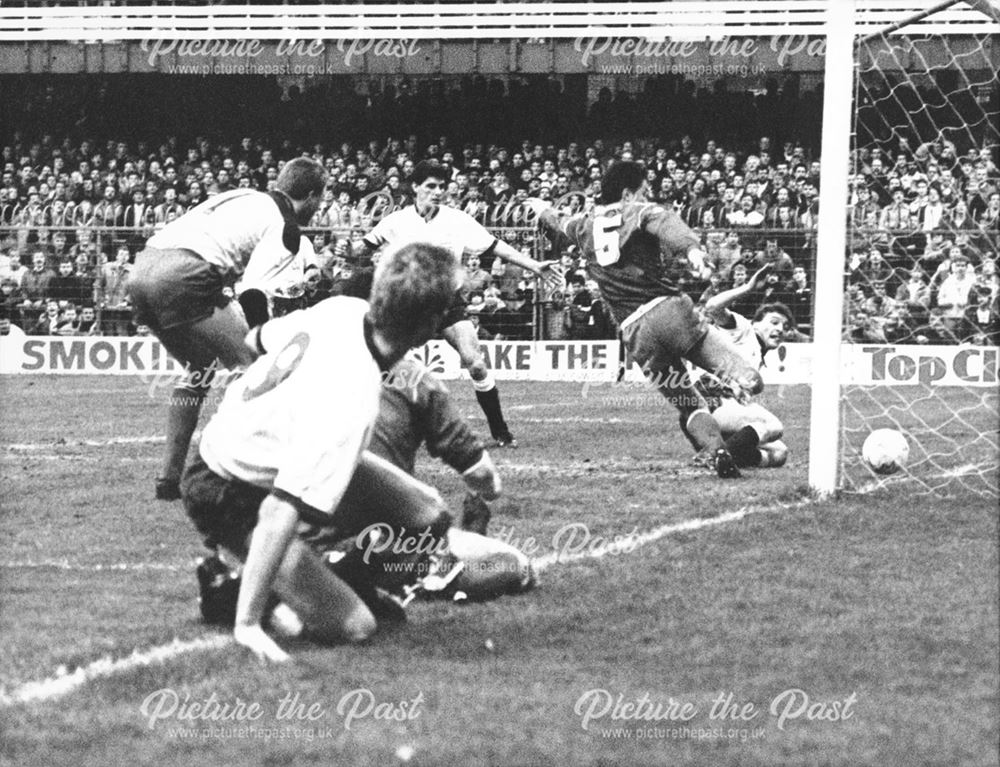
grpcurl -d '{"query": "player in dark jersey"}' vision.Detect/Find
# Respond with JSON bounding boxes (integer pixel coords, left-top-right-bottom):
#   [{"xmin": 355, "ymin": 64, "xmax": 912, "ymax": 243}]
[
  {"xmin": 529, "ymin": 161, "xmax": 761, "ymax": 478},
  {"xmin": 321, "ymin": 358, "xmax": 535, "ymax": 603}
]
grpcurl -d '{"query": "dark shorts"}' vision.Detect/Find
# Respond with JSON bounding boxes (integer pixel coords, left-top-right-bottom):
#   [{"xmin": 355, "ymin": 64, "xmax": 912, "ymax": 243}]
[
  {"xmin": 182, "ymin": 453, "xmax": 269, "ymax": 555},
  {"xmin": 183, "ymin": 451, "xmax": 439, "ymax": 555},
  {"xmin": 620, "ymin": 294, "xmax": 708, "ymax": 364},
  {"xmin": 620, "ymin": 294, "xmax": 709, "ymax": 406},
  {"xmin": 129, "ymin": 247, "xmax": 230, "ymax": 331}
]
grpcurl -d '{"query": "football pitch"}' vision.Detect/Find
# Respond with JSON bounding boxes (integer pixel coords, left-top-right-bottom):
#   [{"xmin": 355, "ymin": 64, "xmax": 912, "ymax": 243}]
[{"xmin": 1, "ymin": 376, "xmax": 997, "ymax": 767}]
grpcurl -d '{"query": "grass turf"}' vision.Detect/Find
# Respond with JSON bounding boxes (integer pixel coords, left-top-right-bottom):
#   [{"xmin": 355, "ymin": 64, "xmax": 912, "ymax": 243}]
[{"xmin": 0, "ymin": 376, "xmax": 997, "ymax": 767}]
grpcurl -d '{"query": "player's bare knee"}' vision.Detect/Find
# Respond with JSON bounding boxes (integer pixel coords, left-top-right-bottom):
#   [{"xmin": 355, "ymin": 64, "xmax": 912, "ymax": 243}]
[
  {"xmin": 466, "ymin": 359, "xmax": 488, "ymax": 381},
  {"xmin": 339, "ymin": 605, "xmax": 377, "ymax": 643},
  {"xmin": 769, "ymin": 442, "xmax": 789, "ymax": 467}
]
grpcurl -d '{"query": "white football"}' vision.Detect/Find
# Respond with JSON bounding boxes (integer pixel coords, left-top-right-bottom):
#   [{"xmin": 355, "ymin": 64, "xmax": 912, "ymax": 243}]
[{"xmin": 862, "ymin": 429, "xmax": 909, "ymax": 475}]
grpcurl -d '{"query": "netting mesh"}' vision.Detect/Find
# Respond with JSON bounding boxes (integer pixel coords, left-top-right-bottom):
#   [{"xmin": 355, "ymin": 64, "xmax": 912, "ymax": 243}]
[{"xmin": 842, "ymin": 21, "xmax": 999, "ymax": 498}]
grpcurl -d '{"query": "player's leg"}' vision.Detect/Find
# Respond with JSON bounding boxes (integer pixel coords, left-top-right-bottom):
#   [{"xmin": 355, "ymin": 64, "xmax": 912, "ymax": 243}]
[
  {"xmin": 446, "ymin": 528, "xmax": 535, "ymax": 600},
  {"xmin": 758, "ymin": 440, "xmax": 788, "ymax": 467},
  {"xmin": 443, "ymin": 319, "xmax": 516, "ymax": 447},
  {"xmin": 154, "ymin": 304, "xmax": 253, "ymax": 499},
  {"xmin": 181, "ymin": 455, "xmax": 376, "ymax": 650},
  {"xmin": 130, "ymin": 248, "xmax": 255, "ymax": 500},
  {"xmin": 686, "ymin": 325, "xmax": 763, "ymax": 398},
  {"xmin": 271, "ymin": 538, "xmax": 376, "ymax": 644},
  {"xmin": 713, "ymin": 399, "xmax": 785, "ymax": 468},
  {"xmin": 326, "ymin": 452, "xmax": 454, "ymax": 599},
  {"xmin": 622, "ymin": 314, "xmax": 738, "ymax": 478}
]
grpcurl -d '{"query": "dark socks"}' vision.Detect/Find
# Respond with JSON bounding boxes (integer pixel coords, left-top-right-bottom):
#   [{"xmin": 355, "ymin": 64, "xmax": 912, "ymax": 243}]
[
  {"xmin": 725, "ymin": 425, "xmax": 763, "ymax": 467},
  {"xmin": 475, "ymin": 386, "xmax": 511, "ymax": 439}
]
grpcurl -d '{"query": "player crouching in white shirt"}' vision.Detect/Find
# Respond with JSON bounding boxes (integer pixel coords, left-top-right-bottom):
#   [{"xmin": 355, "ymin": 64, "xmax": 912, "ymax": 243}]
[{"xmin": 181, "ymin": 242, "xmax": 460, "ymax": 663}]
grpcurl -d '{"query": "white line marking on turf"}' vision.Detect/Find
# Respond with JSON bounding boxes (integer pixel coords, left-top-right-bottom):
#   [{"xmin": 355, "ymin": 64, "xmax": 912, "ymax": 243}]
[
  {"xmin": 0, "ymin": 636, "xmax": 232, "ymax": 707},
  {"xmin": 0, "ymin": 560, "xmax": 186, "ymax": 572},
  {"xmin": 5, "ymin": 436, "xmax": 165, "ymax": 451},
  {"xmin": 17, "ymin": 476, "xmax": 947, "ymax": 707},
  {"xmin": 0, "ymin": 498, "xmax": 795, "ymax": 707},
  {"xmin": 531, "ymin": 503, "xmax": 787, "ymax": 573}
]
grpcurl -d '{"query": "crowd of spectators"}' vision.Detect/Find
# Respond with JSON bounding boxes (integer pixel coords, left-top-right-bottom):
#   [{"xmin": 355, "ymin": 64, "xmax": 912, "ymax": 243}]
[
  {"xmin": 0, "ymin": 76, "xmax": 996, "ymax": 344},
  {"xmin": 842, "ymin": 139, "xmax": 1000, "ymax": 346}
]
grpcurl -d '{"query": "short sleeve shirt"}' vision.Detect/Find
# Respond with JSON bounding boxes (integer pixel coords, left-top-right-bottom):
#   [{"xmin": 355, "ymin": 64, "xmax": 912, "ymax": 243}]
[
  {"xmin": 364, "ymin": 205, "xmax": 497, "ymax": 264},
  {"xmin": 147, "ymin": 189, "xmax": 292, "ymax": 278},
  {"xmin": 199, "ymin": 297, "xmax": 381, "ymax": 515}
]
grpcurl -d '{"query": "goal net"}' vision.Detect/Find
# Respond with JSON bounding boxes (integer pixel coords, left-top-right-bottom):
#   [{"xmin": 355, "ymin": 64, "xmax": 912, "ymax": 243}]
[{"xmin": 841, "ymin": 7, "xmax": 999, "ymax": 498}]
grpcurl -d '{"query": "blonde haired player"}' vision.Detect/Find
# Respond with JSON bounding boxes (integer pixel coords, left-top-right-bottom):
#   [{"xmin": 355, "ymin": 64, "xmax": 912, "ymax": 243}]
[
  {"xmin": 129, "ymin": 157, "xmax": 327, "ymax": 500},
  {"xmin": 181, "ymin": 242, "xmax": 459, "ymax": 662}
]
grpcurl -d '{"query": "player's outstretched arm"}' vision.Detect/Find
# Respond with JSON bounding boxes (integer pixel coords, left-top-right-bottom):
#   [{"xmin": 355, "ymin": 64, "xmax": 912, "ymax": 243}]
[
  {"xmin": 704, "ymin": 264, "xmax": 773, "ymax": 319},
  {"xmin": 233, "ymin": 492, "xmax": 300, "ymax": 663},
  {"xmin": 492, "ymin": 237, "xmax": 556, "ymax": 277}
]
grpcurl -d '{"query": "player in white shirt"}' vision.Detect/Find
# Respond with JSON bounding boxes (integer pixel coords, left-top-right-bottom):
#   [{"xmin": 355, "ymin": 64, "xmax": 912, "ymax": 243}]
[
  {"xmin": 691, "ymin": 264, "xmax": 790, "ymax": 468},
  {"xmin": 359, "ymin": 160, "xmax": 554, "ymax": 448},
  {"xmin": 129, "ymin": 158, "xmax": 327, "ymax": 501},
  {"xmin": 237, "ymin": 234, "xmax": 318, "ymax": 320},
  {"xmin": 182, "ymin": 242, "xmax": 460, "ymax": 662}
]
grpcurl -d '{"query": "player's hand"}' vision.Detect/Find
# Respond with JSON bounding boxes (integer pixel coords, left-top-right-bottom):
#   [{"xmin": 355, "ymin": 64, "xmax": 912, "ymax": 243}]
[
  {"xmin": 535, "ymin": 259, "xmax": 560, "ymax": 276},
  {"xmin": 234, "ymin": 623, "xmax": 290, "ymax": 663},
  {"xmin": 687, "ymin": 248, "xmax": 713, "ymax": 281},
  {"xmin": 749, "ymin": 263, "xmax": 773, "ymax": 289},
  {"xmin": 462, "ymin": 452, "xmax": 502, "ymax": 500}
]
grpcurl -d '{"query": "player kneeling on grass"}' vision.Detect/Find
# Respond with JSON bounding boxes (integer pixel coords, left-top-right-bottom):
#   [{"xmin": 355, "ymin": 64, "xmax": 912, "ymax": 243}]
[
  {"xmin": 181, "ymin": 242, "xmax": 459, "ymax": 663},
  {"xmin": 688, "ymin": 264, "xmax": 790, "ymax": 468},
  {"xmin": 198, "ymin": 358, "xmax": 535, "ymax": 628}
]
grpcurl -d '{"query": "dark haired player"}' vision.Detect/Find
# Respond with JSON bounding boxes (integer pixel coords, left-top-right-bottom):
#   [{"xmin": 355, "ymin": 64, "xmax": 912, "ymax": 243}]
[
  {"xmin": 529, "ymin": 160, "xmax": 761, "ymax": 478},
  {"xmin": 129, "ymin": 157, "xmax": 328, "ymax": 500},
  {"xmin": 693, "ymin": 266, "xmax": 791, "ymax": 468},
  {"xmin": 356, "ymin": 160, "xmax": 554, "ymax": 448}
]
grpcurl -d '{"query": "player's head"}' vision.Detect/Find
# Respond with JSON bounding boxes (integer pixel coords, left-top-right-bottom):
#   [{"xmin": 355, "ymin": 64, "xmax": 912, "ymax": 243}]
[
  {"xmin": 752, "ymin": 302, "xmax": 793, "ymax": 349},
  {"xmin": 410, "ymin": 160, "xmax": 449, "ymax": 210},
  {"xmin": 275, "ymin": 157, "xmax": 328, "ymax": 222},
  {"xmin": 370, "ymin": 242, "xmax": 459, "ymax": 357},
  {"xmin": 599, "ymin": 161, "xmax": 648, "ymax": 205}
]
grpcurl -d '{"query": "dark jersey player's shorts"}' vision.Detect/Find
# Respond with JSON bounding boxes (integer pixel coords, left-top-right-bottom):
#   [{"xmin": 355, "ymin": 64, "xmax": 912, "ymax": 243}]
[
  {"xmin": 620, "ymin": 294, "xmax": 708, "ymax": 402},
  {"xmin": 620, "ymin": 293, "xmax": 708, "ymax": 361},
  {"xmin": 129, "ymin": 247, "xmax": 231, "ymax": 331}
]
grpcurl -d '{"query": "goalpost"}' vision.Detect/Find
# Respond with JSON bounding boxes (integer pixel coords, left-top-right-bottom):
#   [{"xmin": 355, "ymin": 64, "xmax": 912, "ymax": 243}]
[{"xmin": 810, "ymin": 0, "xmax": 1000, "ymax": 499}]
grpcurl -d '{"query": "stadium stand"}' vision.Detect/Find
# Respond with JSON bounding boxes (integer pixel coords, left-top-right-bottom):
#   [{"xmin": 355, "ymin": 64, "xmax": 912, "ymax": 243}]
[{"xmin": 1, "ymin": 74, "xmax": 996, "ymax": 342}]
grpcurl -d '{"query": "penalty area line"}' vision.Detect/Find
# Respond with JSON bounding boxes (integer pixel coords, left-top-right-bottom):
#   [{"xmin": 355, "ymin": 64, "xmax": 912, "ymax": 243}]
[{"xmin": 0, "ymin": 636, "xmax": 232, "ymax": 707}]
